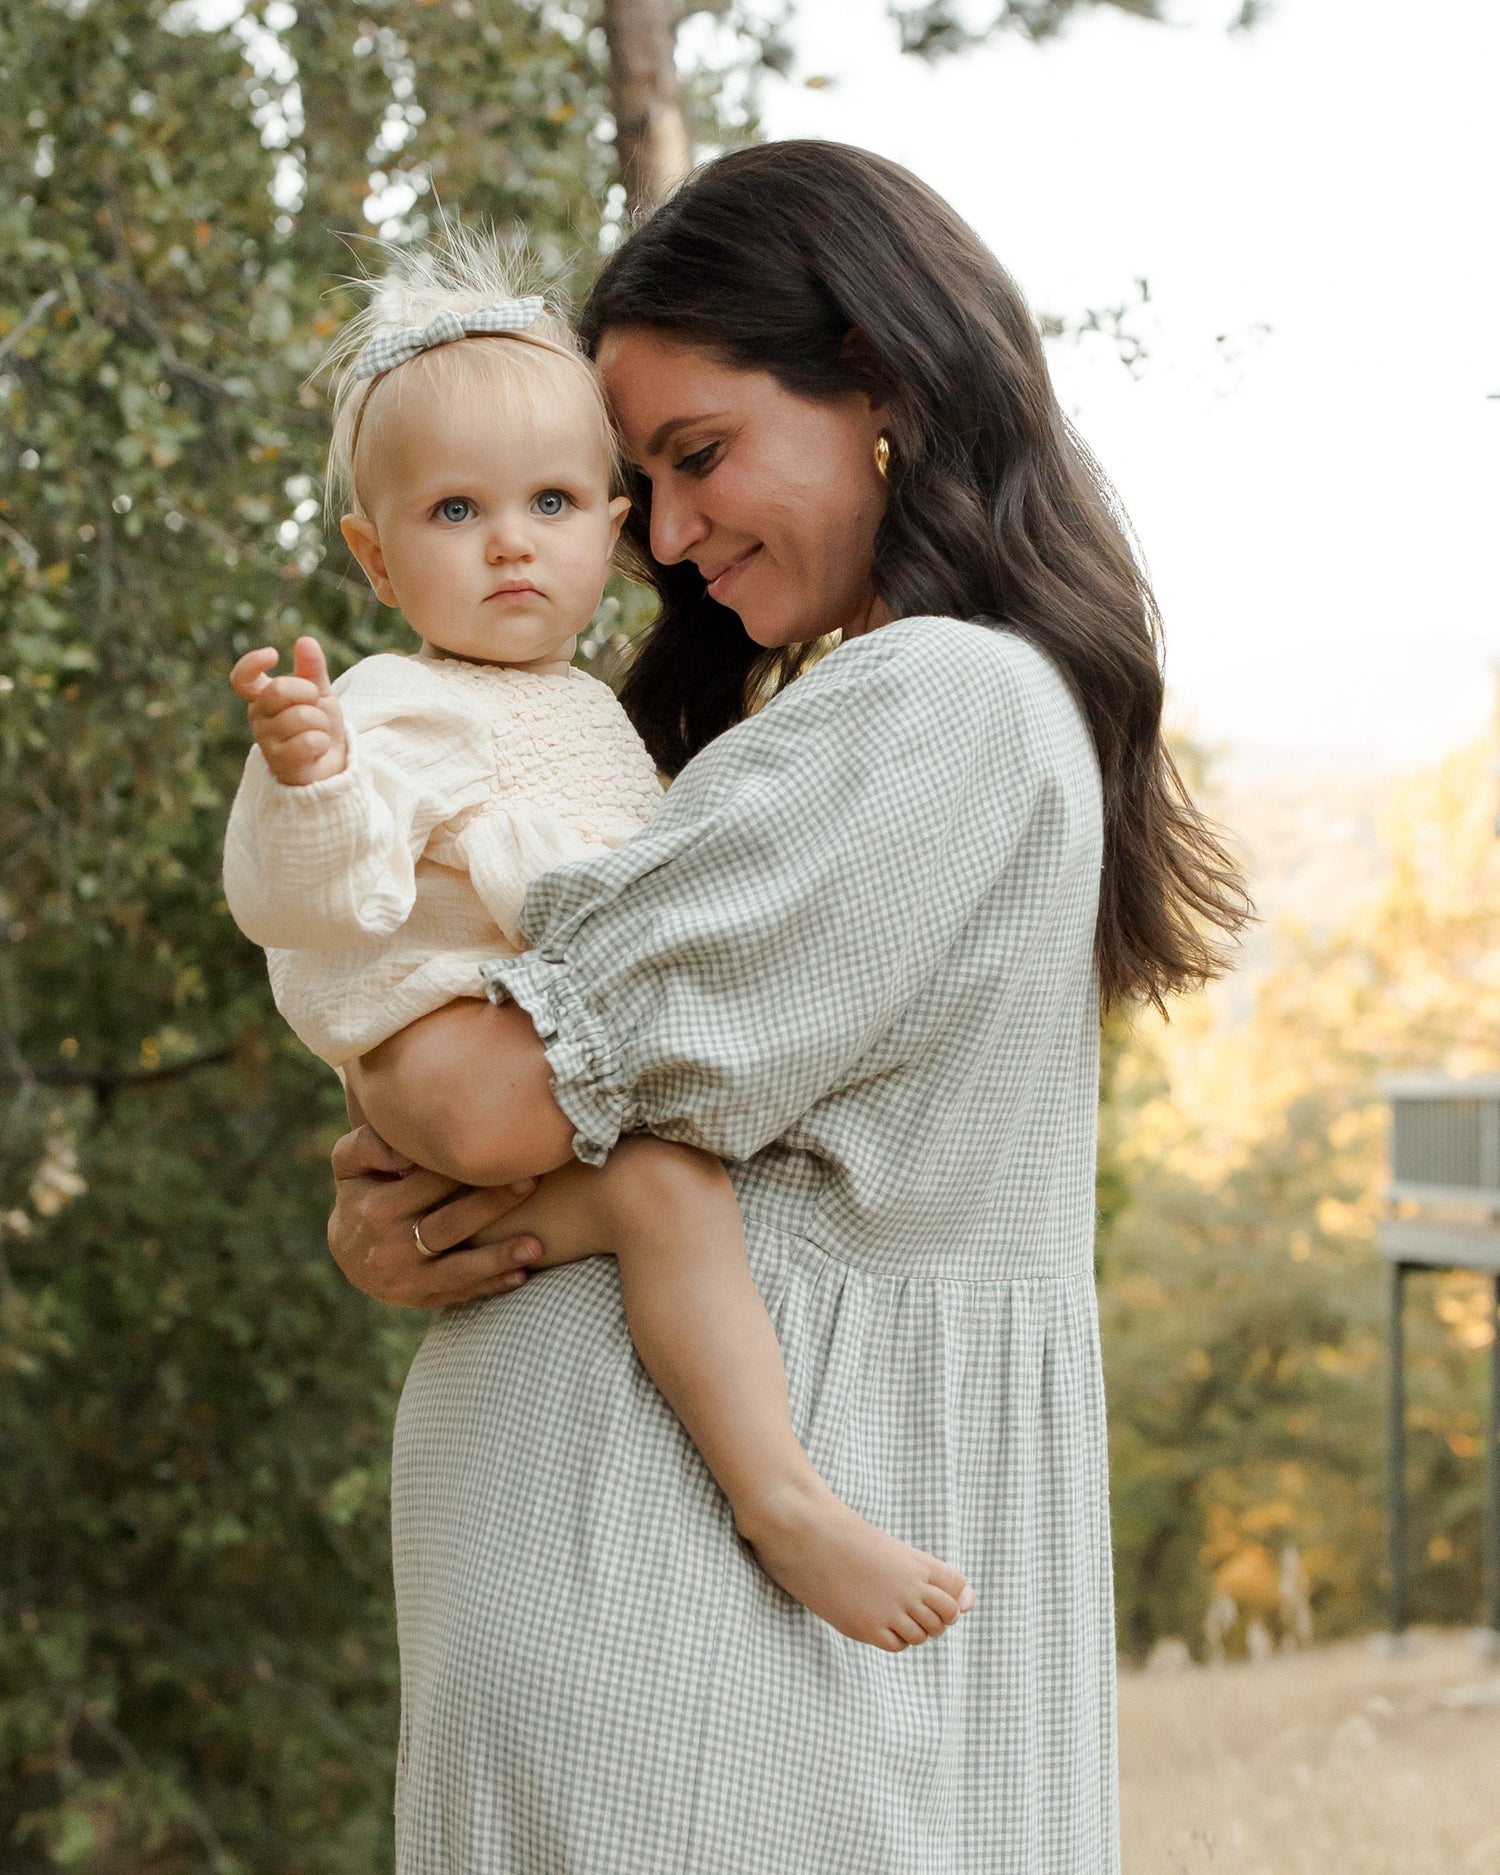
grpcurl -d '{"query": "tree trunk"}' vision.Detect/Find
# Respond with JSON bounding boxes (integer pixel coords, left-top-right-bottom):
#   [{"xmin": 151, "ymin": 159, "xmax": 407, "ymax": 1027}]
[{"xmin": 602, "ymin": 0, "xmax": 692, "ymax": 221}]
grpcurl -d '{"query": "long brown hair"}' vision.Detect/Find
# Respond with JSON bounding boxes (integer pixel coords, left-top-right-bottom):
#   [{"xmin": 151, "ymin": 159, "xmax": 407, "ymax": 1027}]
[{"xmin": 580, "ymin": 140, "xmax": 1249, "ymax": 1010}]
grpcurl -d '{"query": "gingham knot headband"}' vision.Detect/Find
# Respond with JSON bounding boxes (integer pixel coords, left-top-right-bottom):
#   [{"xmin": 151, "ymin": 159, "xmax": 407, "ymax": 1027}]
[{"xmin": 352, "ymin": 296, "xmax": 547, "ymax": 380}]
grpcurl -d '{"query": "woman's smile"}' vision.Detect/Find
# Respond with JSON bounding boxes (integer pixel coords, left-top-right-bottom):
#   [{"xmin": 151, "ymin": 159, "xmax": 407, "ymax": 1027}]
[{"xmin": 702, "ymin": 543, "xmax": 761, "ymax": 600}]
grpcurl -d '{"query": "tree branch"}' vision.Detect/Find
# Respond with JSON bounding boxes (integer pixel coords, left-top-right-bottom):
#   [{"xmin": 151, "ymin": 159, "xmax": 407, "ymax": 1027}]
[
  {"xmin": 0, "ymin": 288, "xmax": 59, "ymax": 362},
  {"xmin": 29, "ymin": 1047, "xmax": 234, "ymax": 1097}
]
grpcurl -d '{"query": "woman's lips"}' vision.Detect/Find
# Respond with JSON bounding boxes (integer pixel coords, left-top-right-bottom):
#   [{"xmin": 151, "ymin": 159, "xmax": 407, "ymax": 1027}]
[{"xmin": 705, "ymin": 545, "xmax": 760, "ymax": 600}]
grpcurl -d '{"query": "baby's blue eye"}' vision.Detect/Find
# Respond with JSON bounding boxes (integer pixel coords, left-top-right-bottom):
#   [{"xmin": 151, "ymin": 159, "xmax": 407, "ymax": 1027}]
[
  {"xmin": 437, "ymin": 498, "xmax": 473, "ymax": 523},
  {"xmin": 534, "ymin": 490, "xmax": 568, "ymax": 517}
]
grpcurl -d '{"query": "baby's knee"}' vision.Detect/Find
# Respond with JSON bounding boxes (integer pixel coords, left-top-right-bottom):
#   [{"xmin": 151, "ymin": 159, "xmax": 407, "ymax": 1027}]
[{"xmin": 352, "ymin": 1018, "xmax": 507, "ymax": 1186}]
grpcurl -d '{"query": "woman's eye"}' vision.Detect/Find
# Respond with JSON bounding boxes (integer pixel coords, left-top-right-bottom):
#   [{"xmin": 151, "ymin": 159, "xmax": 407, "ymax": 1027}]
[
  {"xmin": 533, "ymin": 490, "xmax": 569, "ymax": 518},
  {"xmin": 675, "ymin": 442, "xmax": 719, "ymax": 477},
  {"xmin": 436, "ymin": 498, "xmax": 473, "ymax": 524}
]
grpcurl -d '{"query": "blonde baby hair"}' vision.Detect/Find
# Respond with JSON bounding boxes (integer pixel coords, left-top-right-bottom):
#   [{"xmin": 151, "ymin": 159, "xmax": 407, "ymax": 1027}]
[{"xmin": 323, "ymin": 222, "xmax": 618, "ymax": 524}]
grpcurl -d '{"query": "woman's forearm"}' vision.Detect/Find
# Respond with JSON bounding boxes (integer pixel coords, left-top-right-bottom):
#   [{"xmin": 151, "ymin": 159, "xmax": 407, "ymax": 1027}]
[{"xmin": 346, "ymin": 996, "xmax": 577, "ymax": 1186}]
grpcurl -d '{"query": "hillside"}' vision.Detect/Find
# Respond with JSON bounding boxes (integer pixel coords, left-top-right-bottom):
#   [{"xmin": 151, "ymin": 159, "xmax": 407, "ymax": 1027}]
[{"xmin": 1120, "ymin": 1629, "xmax": 1500, "ymax": 1873}]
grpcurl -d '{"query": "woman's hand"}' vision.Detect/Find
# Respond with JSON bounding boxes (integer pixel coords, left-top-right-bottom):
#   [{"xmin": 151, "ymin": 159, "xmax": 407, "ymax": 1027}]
[{"xmin": 327, "ymin": 1124, "xmax": 547, "ymax": 1309}]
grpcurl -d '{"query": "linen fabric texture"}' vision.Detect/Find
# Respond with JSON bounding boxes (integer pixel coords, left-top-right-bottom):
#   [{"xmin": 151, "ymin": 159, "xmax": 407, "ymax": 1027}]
[
  {"xmin": 221, "ymin": 652, "xmax": 662, "ymax": 1067},
  {"xmin": 393, "ymin": 616, "xmax": 1119, "ymax": 1874}
]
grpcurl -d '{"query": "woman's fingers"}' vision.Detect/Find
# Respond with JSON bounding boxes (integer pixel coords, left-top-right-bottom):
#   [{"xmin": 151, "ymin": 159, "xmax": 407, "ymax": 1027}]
[
  {"xmin": 326, "ymin": 1126, "xmax": 546, "ymax": 1308},
  {"xmin": 419, "ymin": 1180, "xmax": 537, "ymax": 1252},
  {"xmin": 411, "ymin": 1243, "xmax": 537, "ymax": 1306},
  {"xmin": 358, "ymin": 1164, "xmax": 464, "ymax": 1225},
  {"xmin": 331, "ymin": 1123, "xmax": 414, "ymax": 1180}
]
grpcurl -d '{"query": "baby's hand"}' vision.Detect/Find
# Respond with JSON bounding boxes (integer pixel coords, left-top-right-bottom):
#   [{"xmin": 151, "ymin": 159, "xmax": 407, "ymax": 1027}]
[{"xmin": 230, "ymin": 635, "xmax": 348, "ymax": 786}]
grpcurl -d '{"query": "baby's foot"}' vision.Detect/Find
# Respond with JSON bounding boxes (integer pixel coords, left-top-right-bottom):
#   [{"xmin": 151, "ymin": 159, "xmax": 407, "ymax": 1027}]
[{"xmin": 735, "ymin": 1472, "xmax": 975, "ymax": 1652}]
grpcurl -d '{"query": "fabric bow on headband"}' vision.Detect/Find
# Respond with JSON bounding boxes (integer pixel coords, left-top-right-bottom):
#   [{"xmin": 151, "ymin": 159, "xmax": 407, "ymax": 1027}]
[{"xmin": 352, "ymin": 296, "xmax": 547, "ymax": 380}]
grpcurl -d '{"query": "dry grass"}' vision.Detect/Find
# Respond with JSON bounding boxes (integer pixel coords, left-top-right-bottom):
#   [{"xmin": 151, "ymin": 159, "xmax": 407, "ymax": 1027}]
[{"xmin": 1119, "ymin": 1628, "xmax": 1500, "ymax": 1874}]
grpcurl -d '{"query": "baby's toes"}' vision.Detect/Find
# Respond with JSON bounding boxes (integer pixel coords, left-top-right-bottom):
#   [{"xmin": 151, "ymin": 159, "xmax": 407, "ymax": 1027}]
[
  {"xmin": 930, "ymin": 1559, "xmax": 970, "ymax": 1604},
  {"xmin": 890, "ymin": 1611, "xmax": 931, "ymax": 1648},
  {"xmin": 906, "ymin": 1598, "xmax": 947, "ymax": 1638},
  {"xmin": 921, "ymin": 1582, "xmax": 962, "ymax": 1626},
  {"xmin": 875, "ymin": 1627, "xmax": 910, "ymax": 1654}
]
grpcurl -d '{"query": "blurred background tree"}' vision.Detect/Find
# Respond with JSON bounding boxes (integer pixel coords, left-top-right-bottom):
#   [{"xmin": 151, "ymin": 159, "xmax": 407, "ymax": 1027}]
[
  {"xmin": 885, "ymin": 0, "xmax": 1270, "ymax": 62},
  {"xmin": 0, "ymin": 1, "xmax": 776, "ymax": 1867},
  {"xmin": 1, "ymin": 0, "xmax": 1480, "ymax": 1863},
  {"xmin": 890, "ymin": 0, "xmax": 1165, "ymax": 60}
]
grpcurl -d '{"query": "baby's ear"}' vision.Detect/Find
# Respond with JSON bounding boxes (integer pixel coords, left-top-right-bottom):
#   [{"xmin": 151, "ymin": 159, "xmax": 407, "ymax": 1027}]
[
  {"xmin": 606, "ymin": 495, "xmax": 631, "ymax": 548},
  {"xmin": 340, "ymin": 513, "xmax": 397, "ymax": 607}
]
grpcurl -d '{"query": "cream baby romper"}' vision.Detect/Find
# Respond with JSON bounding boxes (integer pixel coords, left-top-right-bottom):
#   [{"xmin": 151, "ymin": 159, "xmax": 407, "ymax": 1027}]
[{"xmin": 222, "ymin": 650, "xmax": 662, "ymax": 1069}]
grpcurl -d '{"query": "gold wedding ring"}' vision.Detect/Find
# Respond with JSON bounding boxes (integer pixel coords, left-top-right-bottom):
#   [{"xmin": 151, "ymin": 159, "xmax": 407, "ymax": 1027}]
[{"xmin": 412, "ymin": 1217, "xmax": 441, "ymax": 1260}]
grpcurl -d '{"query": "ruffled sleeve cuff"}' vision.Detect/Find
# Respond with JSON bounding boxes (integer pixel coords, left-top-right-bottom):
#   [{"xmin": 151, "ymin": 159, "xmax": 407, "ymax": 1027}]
[{"xmin": 480, "ymin": 951, "xmax": 637, "ymax": 1167}]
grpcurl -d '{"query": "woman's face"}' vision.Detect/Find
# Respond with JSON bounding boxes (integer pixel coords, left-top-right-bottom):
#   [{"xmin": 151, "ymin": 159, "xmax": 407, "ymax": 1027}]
[{"xmin": 595, "ymin": 329, "xmax": 892, "ymax": 648}]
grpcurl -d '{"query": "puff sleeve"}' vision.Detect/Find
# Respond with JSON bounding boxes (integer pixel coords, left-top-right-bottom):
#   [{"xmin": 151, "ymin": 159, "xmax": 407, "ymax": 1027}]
[
  {"xmin": 482, "ymin": 617, "xmax": 1090, "ymax": 1166},
  {"xmin": 222, "ymin": 656, "xmax": 494, "ymax": 952}
]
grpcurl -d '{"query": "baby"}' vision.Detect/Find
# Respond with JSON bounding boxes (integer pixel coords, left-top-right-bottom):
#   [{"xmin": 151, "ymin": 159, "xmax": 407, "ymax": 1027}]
[{"xmin": 223, "ymin": 236, "xmax": 972, "ymax": 1652}]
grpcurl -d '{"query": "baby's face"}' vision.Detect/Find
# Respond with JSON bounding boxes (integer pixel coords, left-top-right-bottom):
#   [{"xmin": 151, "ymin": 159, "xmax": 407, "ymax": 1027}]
[{"xmin": 342, "ymin": 378, "xmax": 628, "ymax": 670}]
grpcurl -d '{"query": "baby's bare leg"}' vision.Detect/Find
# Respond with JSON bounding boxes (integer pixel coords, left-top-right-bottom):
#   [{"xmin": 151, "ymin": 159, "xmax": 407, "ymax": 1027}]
[
  {"xmin": 501, "ymin": 1137, "xmax": 975, "ymax": 1652},
  {"xmin": 347, "ymin": 998, "xmax": 574, "ymax": 1187}
]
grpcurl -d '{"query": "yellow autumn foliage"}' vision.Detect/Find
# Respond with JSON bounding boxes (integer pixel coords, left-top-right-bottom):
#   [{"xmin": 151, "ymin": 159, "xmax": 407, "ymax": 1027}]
[{"xmin": 1104, "ymin": 735, "xmax": 1500, "ymax": 1658}]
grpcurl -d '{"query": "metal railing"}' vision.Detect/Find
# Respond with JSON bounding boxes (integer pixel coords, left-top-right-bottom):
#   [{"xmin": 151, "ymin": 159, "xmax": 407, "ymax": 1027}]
[{"xmin": 1377, "ymin": 1076, "xmax": 1500, "ymax": 1641}]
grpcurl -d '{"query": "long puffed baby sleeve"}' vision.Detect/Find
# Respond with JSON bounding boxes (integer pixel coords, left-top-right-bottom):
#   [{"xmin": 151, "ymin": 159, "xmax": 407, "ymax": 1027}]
[{"xmin": 222, "ymin": 654, "xmax": 494, "ymax": 952}]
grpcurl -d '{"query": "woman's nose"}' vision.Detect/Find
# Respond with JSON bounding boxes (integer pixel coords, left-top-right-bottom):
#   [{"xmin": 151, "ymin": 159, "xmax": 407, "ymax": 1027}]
[{"xmin": 647, "ymin": 483, "xmax": 708, "ymax": 568}]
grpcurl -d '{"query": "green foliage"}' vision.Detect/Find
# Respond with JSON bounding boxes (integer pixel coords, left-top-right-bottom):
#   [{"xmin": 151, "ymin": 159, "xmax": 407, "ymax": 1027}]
[
  {"xmin": 888, "ymin": 0, "xmax": 1273, "ymax": 62},
  {"xmin": 1101, "ymin": 1024, "xmax": 1390, "ymax": 1662},
  {"xmin": 890, "ymin": 0, "xmax": 1164, "ymax": 61},
  {"xmin": 0, "ymin": 1, "xmax": 772, "ymax": 1866}
]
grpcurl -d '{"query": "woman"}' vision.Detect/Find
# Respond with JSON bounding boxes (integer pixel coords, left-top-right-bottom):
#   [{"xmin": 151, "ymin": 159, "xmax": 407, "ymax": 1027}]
[{"xmin": 328, "ymin": 140, "xmax": 1245, "ymax": 1873}]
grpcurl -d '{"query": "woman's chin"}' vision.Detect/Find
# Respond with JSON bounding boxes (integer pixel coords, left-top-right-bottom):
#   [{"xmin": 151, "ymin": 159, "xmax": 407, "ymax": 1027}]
[{"xmin": 736, "ymin": 607, "xmax": 826, "ymax": 653}]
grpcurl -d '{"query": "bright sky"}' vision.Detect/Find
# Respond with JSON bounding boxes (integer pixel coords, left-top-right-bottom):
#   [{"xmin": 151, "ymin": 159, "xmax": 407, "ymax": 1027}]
[{"xmin": 755, "ymin": 0, "xmax": 1500, "ymax": 772}]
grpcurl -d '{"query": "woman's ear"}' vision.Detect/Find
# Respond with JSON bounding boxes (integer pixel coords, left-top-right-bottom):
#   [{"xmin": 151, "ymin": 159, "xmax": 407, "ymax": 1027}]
[{"xmin": 341, "ymin": 513, "xmax": 398, "ymax": 607}]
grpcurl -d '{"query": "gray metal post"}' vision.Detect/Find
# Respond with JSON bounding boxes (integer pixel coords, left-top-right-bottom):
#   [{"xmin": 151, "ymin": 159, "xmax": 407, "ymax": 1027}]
[
  {"xmin": 1388, "ymin": 1260, "xmax": 1408, "ymax": 1636},
  {"xmin": 1486, "ymin": 1272, "xmax": 1500, "ymax": 1636}
]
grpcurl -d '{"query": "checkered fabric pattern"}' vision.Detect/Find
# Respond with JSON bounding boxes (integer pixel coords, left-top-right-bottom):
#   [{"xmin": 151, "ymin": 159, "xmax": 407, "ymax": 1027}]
[
  {"xmin": 393, "ymin": 616, "xmax": 1120, "ymax": 1873},
  {"xmin": 352, "ymin": 297, "xmax": 547, "ymax": 379}
]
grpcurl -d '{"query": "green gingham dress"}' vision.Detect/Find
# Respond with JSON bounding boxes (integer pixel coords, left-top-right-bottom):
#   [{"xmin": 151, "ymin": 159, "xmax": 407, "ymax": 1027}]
[{"xmin": 390, "ymin": 615, "xmax": 1118, "ymax": 1874}]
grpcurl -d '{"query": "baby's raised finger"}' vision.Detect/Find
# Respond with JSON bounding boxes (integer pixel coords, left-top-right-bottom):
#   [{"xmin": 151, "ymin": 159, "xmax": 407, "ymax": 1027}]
[{"xmin": 230, "ymin": 646, "xmax": 279, "ymax": 700}]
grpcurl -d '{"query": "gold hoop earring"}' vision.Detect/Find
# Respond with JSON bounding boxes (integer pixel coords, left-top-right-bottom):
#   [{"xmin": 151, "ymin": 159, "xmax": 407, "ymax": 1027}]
[{"xmin": 874, "ymin": 434, "xmax": 891, "ymax": 480}]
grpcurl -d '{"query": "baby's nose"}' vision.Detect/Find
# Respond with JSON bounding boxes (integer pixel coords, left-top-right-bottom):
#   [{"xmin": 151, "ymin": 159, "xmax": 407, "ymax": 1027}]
[{"xmin": 486, "ymin": 514, "xmax": 535, "ymax": 558}]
